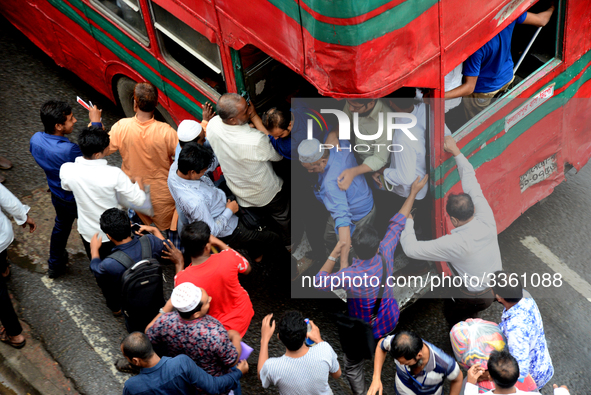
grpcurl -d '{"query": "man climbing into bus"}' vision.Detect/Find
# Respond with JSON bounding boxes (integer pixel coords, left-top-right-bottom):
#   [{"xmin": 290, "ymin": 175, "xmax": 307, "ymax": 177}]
[
  {"xmin": 400, "ymin": 136, "xmax": 502, "ymax": 328},
  {"xmin": 445, "ymin": 5, "xmax": 555, "ymax": 118},
  {"xmin": 298, "ymin": 138, "xmax": 374, "ymax": 265},
  {"xmin": 206, "ymin": 93, "xmax": 290, "ymax": 246}
]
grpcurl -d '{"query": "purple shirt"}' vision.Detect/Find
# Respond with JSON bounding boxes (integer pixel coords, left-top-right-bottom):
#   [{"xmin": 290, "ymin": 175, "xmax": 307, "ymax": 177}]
[{"xmin": 315, "ymin": 213, "xmax": 405, "ymax": 338}]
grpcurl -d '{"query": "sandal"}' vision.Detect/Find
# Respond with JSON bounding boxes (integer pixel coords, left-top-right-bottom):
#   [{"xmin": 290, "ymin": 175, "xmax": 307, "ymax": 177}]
[
  {"xmin": 0, "ymin": 327, "xmax": 26, "ymax": 349},
  {"xmin": 115, "ymin": 357, "xmax": 140, "ymax": 374}
]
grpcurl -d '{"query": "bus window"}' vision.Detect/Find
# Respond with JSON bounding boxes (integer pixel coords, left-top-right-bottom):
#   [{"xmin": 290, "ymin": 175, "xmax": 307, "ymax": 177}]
[
  {"xmin": 448, "ymin": 0, "xmax": 563, "ymax": 136},
  {"xmin": 508, "ymin": 0, "xmax": 561, "ymax": 89},
  {"xmin": 91, "ymin": 0, "xmax": 148, "ymax": 42},
  {"xmin": 150, "ymin": 2, "xmax": 226, "ymax": 96}
]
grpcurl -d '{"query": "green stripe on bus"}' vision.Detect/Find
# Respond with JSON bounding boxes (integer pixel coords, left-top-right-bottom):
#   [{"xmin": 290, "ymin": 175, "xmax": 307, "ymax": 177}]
[
  {"xmin": 49, "ymin": 0, "xmax": 207, "ymax": 118},
  {"xmin": 268, "ymin": 0, "xmax": 437, "ymax": 46},
  {"xmin": 434, "ymin": 55, "xmax": 591, "ymax": 199},
  {"xmin": 300, "ymin": 0, "xmax": 396, "ymax": 19}
]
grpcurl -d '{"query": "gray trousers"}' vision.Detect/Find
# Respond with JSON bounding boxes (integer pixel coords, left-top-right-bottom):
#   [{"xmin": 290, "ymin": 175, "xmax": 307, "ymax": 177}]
[{"xmin": 343, "ymin": 354, "xmax": 367, "ymax": 395}]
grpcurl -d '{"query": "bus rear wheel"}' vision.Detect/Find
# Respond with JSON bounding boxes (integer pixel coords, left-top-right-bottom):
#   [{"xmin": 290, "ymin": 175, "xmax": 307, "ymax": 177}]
[{"xmin": 115, "ymin": 76, "xmax": 177, "ymax": 129}]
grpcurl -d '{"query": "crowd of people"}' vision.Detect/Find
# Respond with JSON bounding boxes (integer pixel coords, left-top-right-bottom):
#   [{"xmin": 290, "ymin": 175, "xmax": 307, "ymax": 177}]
[{"xmin": 0, "ymin": 3, "xmax": 572, "ymax": 393}]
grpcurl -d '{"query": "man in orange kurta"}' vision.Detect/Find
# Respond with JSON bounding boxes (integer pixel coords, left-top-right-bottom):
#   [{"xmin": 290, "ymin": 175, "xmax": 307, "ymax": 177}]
[{"xmin": 107, "ymin": 82, "xmax": 177, "ymax": 231}]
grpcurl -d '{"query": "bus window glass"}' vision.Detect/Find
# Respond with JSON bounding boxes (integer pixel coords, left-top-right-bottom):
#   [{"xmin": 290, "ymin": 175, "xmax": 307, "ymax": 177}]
[
  {"xmin": 151, "ymin": 3, "xmax": 226, "ymax": 95},
  {"xmin": 92, "ymin": 0, "xmax": 148, "ymax": 40}
]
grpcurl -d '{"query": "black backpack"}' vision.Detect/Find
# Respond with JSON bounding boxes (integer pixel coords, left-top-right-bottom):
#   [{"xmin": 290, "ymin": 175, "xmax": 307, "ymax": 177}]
[{"xmin": 108, "ymin": 236, "xmax": 164, "ymax": 332}]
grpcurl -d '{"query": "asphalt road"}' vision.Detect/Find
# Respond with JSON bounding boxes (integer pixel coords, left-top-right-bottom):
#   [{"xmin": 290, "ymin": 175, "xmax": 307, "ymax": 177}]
[{"xmin": 0, "ymin": 15, "xmax": 589, "ymax": 395}]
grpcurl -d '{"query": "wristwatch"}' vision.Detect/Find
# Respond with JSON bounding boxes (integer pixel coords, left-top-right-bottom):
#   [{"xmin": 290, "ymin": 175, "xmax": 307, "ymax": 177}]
[{"xmin": 328, "ymin": 256, "xmax": 337, "ymax": 262}]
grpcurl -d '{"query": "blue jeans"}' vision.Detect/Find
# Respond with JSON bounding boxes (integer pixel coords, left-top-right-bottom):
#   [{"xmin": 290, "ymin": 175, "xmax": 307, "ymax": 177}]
[{"xmin": 48, "ymin": 193, "xmax": 77, "ymax": 271}]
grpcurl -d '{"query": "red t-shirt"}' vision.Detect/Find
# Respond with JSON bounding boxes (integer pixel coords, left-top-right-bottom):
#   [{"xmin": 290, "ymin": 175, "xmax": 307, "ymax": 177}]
[{"xmin": 174, "ymin": 249, "xmax": 253, "ymax": 337}]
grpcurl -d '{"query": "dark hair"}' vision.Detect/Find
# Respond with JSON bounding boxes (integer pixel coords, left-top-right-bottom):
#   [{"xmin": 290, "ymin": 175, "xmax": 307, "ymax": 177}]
[
  {"xmin": 492, "ymin": 270, "xmax": 523, "ymax": 303},
  {"xmin": 389, "ymin": 331, "xmax": 424, "ymax": 360},
  {"xmin": 40, "ymin": 100, "xmax": 72, "ymax": 134},
  {"xmin": 446, "ymin": 193, "xmax": 474, "ymax": 222},
  {"xmin": 134, "ymin": 82, "xmax": 158, "ymax": 112},
  {"xmin": 100, "ymin": 208, "xmax": 131, "ymax": 242},
  {"xmin": 352, "ymin": 225, "xmax": 380, "ymax": 260},
  {"xmin": 178, "ymin": 301, "xmax": 204, "ymax": 319},
  {"xmin": 178, "ymin": 143, "xmax": 214, "ymax": 175},
  {"xmin": 217, "ymin": 93, "xmax": 243, "ymax": 120},
  {"xmin": 262, "ymin": 107, "xmax": 290, "ymax": 131},
  {"xmin": 180, "ymin": 221, "xmax": 211, "ymax": 258},
  {"xmin": 385, "ymin": 87, "xmax": 417, "ymax": 110},
  {"xmin": 121, "ymin": 332, "xmax": 154, "ymax": 360},
  {"xmin": 488, "ymin": 349, "xmax": 520, "ymax": 389},
  {"xmin": 78, "ymin": 126, "xmax": 110, "ymax": 158},
  {"xmin": 278, "ymin": 311, "xmax": 307, "ymax": 352}
]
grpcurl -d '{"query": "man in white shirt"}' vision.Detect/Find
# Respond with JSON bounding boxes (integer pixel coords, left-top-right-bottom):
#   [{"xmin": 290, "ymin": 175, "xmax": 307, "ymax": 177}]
[
  {"xmin": 206, "ymin": 93, "xmax": 290, "ymax": 245},
  {"xmin": 60, "ymin": 127, "xmax": 146, "ymax": 260},
  {"xmin": 373, "ymin": 93, "xmax": 432, "ymax": 239},
  {"xmin": 400, "ymin": 135, "xmax": 501, "ymax": 327},
  {"xmin": 465, "ymin": 350, "xmax": 569, "ymax": 395},
  {"xmin": 258, "ymin": 311, "xmax": 341, "ymax": 394},
  {"xmin": 0, "ymin": 184, "xmax": 36, "ymax": 349}
]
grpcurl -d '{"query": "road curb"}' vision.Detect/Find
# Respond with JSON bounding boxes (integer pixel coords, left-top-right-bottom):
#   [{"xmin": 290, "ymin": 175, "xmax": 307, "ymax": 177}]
[{"xmin": 0, "ymin": 293, "xmax": 80, "ymax": 395}]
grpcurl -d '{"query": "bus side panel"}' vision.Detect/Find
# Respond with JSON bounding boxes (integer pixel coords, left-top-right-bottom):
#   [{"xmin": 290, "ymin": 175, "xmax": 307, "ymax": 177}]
[
  {"xmin": 43, "ymin": 0, "xmax": 107, "ymax": 96},
  {"xmin": 301, "ymin": 4, "xmax": 440, "ymax": 96},
  {"xmin": 563, "ymin": 0, "xmax": 591, "ymax": 66},
  {"xmin": 562, "ymin": 79, "xmax": 591, "ymax": 172},
  {"xmin": 216, "ymin": 0, "xmax": 304, "ymax": 74},
  {"xmin": 1, "ymin": 1, "xmax": 65, "ymax": 65}
]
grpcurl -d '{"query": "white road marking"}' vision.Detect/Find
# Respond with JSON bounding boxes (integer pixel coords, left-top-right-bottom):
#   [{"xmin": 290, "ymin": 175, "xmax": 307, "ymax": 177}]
[
  {"xmin": 41, "ymin": 277, "xmax": 127, "ymax": 384},
  {"xmin": 520, "ymin": 236, "xmax": 591, "ymax": 302}
]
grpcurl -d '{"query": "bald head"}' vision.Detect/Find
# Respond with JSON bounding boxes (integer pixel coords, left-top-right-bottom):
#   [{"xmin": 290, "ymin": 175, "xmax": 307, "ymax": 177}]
[
  {"xmin": 446, "ymin": 193, "xmax": 474, "ymax": 222},
  {"xmin": 121, "ymin": 332, "xmax": 154, "ymax": 361},
  {"xmin": 217, "ymin": 93, "xmax": 247, "ymax": 124},
  {"xmin": 390, "ymin": 331, "xmax": 423, "ymax": 360}
]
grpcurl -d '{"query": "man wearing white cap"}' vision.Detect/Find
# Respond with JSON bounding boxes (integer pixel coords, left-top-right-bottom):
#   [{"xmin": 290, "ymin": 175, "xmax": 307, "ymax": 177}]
[
  {"xmin": 146, "ymin": 283, "xmax": 242, "ymax": 395},
  {"xmin": 298, "ymin": 138, "xmax": 375, "ymax": 265},
  {"xmin": 174, "ymin": 102, "xmax": 215, "ymax": 162}
]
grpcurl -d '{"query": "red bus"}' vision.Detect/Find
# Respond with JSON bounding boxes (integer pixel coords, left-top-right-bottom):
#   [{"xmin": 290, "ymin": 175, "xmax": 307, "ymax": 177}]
[{"xmin": 3, "ymin": 0, "xmax": 591, "ymax": 280}]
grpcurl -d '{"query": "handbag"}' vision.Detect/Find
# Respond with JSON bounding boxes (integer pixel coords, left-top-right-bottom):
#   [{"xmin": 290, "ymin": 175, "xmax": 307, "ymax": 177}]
[{"xmin": 334, "ymin": 253, "xmax": 388, "ymax": 360}]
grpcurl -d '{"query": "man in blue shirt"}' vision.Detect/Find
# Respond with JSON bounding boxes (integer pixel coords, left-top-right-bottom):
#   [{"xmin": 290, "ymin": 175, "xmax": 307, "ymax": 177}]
[
  {"xmin": 121, "ymin": 332, "xmax": 247, "ymax": 395},
  {"xmin": 89, "ymin": 208, "xmax": 181, "ymax": 330},
  {"xmin": 30, "ymin": 100, "xmax": 102, "ymax": 278},
  {"xmin": 445, "ymin": 6, "xmax": 555, "ymax": 118},
  {"xmin": 298, "ymin": 138, "xmax": 374, "ymax": 265}
]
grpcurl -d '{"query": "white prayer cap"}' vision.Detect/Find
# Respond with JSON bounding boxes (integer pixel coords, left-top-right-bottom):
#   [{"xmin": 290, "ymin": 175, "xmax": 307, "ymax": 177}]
[
  {"xmin": 177, "ymin": 120, "xmax": 203, "ymax": 142},
  {"xmin": 298, "ymin": 138, "xmax": 323, "ymax": 163},
  {"xmin": 171, "ymin": 283, "xmax": 203, "ymax": 313}
]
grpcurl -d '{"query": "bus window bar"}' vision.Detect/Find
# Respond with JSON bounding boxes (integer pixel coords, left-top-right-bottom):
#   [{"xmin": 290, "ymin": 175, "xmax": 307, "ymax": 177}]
[
  {"xmin": 119, "ymin": 0, "xmax": 140, "ymax": 13},
  {"xmin": 514, "ymin": 26, "xmax": 543, "ymax": 74},
  {"xmin": 154, "ymin": 22, "xmax": 222, "ymax": 75}
]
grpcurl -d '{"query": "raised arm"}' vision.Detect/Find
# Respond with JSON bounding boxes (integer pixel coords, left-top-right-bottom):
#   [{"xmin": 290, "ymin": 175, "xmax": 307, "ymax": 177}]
[
  {"xmin": 522, "ymin": 6, "xmax": 555, "ymax": 27},
  {"xmin": 368, "ymin": 338, "xmax": 389, "ymax": 395}
]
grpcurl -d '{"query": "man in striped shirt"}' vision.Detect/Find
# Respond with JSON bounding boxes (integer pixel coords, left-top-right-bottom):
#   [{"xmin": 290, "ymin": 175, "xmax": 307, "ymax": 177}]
[
  {"xmin": 368, "ymin": 330, "xmax": 463, "ymax": 395},
  {"xmin": 258, "ymin": 311, "xmax": 341, "ymax": 394},
  {"xmin": 313, "ymin": 175, "xmax": 427, "ymax": 394}
]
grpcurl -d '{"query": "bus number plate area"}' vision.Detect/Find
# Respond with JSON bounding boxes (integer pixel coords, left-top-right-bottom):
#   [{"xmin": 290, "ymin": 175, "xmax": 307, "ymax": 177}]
[{"xmin": 520, "ymin": 154, "xmax": 558, "ymax": 193}]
